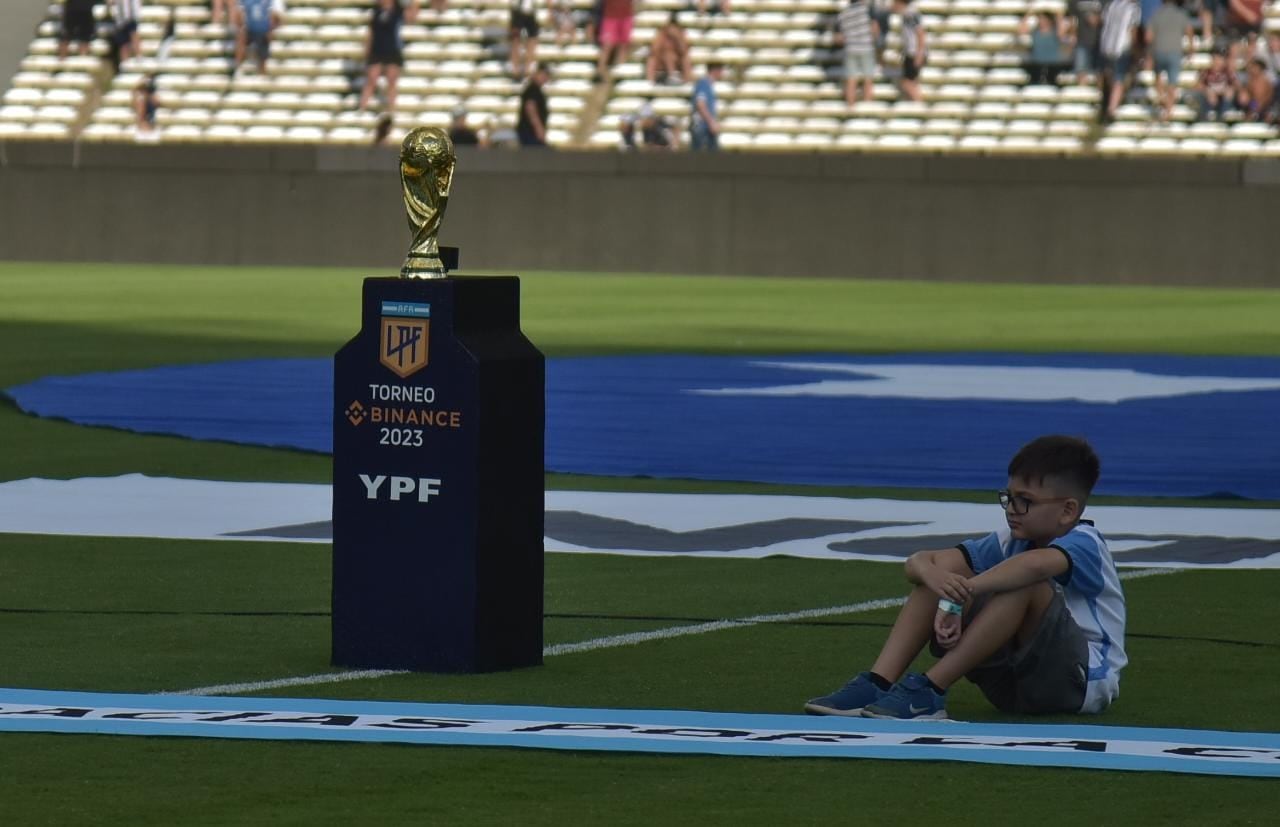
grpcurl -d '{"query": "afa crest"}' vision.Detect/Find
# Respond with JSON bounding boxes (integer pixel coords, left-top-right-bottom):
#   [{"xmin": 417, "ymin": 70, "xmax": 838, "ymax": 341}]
[{"xmin": 380, "ymin": 314, "xmax": 430, "ymax": 378}]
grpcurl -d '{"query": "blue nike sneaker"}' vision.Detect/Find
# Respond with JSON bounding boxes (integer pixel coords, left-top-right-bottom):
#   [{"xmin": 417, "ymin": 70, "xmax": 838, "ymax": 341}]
[
  {"xmin": 861, "ymin": 672, "xmax": 948, "ymax": 720},
  {"xmin": 804, "ymin": 672, "xmax": 885, "ymax": 716}
]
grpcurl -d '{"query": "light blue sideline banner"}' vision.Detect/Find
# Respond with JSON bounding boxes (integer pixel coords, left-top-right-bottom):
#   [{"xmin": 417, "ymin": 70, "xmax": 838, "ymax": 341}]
[{"xmin": 1, "ymin": 688, "xmax": 1277, "ymax": 778}]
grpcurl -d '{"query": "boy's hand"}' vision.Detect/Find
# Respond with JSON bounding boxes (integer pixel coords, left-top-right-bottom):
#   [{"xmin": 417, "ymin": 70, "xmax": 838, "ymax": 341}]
[
  {"xmin": 922, "ymin": 567, "xmax": 972, "ymax": 604},
  {"xmin": 934, "ymin": 609, "xmax": 962, "ymax": 649}
]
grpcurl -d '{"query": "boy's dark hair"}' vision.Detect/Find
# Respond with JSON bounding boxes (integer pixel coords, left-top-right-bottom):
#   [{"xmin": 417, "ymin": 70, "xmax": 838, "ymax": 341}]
[{"xmin": 1007, "ymin": 435, "xmax": 1101, "ymax": 499}]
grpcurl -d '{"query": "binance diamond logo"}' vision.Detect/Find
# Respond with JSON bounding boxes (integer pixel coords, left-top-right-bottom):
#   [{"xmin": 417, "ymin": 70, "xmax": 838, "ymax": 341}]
[{"xmin": 345, "ymin": 400, "xmax": 366, "ymax": 426}]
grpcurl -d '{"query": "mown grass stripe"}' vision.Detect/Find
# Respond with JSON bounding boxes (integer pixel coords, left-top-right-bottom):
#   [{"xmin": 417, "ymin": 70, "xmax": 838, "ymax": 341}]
[{"xmin": 173, "ymin": 569, "xmax": 1175, "ymax": 696}]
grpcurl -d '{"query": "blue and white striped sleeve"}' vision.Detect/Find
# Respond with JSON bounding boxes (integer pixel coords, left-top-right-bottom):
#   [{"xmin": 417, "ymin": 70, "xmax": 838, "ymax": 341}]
[
  {"xmin": 1050, "ymin": 528, "xmax": 1105, "ymax": 596},
  {"xmin": 957, "ymin": 532, "xmax": 1003, "ymax": 574}
]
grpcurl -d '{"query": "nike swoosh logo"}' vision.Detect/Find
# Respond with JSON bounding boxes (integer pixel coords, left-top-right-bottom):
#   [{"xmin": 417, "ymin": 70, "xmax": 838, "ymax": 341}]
[{"xmin": 909, "ymin": 704, "xmax": 932, "ymax": 715}]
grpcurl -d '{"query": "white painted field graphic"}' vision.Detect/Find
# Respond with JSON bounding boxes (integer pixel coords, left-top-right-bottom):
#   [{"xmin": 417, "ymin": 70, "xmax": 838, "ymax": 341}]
[
  {"xmin": 691, "ymin": 362, "xmax": 1280, "ymax": 404},
  {"xmin": 0, "ymin": 475, "xmax": 1277, "ymax": 569}
]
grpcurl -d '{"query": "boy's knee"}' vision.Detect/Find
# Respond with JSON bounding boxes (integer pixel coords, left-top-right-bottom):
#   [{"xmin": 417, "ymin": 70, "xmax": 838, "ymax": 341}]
[{"xmin": 934, "ymin": 551, "xmax": 975, "ymax": 576}]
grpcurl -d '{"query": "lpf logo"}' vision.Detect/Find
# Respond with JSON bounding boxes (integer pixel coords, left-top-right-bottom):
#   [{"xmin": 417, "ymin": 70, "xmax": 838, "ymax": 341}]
[{"xmin": 379, "ymin": 301, "xmax": 431, "ymax": 378}]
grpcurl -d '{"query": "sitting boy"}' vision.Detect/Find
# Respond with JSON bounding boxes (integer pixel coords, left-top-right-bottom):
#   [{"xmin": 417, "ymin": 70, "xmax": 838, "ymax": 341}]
[{"xmin": 806, "ymin": 434, "xmax": 1125, "ymax": 719}]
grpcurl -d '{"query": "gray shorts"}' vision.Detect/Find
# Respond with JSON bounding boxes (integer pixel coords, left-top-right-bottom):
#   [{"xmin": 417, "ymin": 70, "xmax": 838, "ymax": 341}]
[
  {"xmin": 844, "ymin": 49, "xmax": 876, "ymax": 80},
  {"xmin": 931, "ymin": 587, "xmax": 1088, "ymax": 714}
]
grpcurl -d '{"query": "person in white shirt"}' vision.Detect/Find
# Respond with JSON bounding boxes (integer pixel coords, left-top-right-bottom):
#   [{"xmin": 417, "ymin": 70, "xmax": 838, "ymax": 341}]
[{"xmin": 1099, "ymin": 0, "xmax": 1141, "ymax": 121}]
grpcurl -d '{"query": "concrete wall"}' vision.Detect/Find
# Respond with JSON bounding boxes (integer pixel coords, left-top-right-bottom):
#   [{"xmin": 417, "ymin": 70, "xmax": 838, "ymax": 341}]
[
  {"xmin": 0, "ymin": 0, "xmax": 50, "ymax": 91},
  {"xmin": 2, "ymin": 140, "xmax": 1278, "ymax": 286}
]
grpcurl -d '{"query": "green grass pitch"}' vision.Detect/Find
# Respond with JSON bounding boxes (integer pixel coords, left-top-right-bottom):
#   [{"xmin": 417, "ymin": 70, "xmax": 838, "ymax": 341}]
[{"xmin": 1, "ymin": 262, "xmax": 1278, "ymax": 824}]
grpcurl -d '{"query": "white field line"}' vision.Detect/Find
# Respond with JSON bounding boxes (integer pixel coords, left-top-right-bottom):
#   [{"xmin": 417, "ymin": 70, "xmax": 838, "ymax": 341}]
[
  {"xmin": 543, "ymin": 596, "xmax": 909, "ymax": 657},
  {"xmin": 169, "ymin": 568, "xmax": 1177, "ymax": 697}
]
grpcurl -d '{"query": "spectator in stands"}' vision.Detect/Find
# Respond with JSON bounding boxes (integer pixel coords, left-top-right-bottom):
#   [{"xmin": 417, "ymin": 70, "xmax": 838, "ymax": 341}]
[
  {"xmin": 156, "ymin": 7, "xmax": 178, "ymax": 62},
  {"xmin": 1100, "ymin": 0, "xmax": 1142, "ymax": 122},
  {"xmin": 1238, "ymin": 56, "xmax": 1276, "ymax": 120},
  {"xmin": 551, "ymin": 0, "xmax": 581, "ymax": 45},
  {"xmin": 373, "ymin": 112, "xmax": 394, "ymax": 146},
  {"xmin": 358, "ymin": 0, "xmax": 420, "ymax": 114},
  {"xmin": 1067, "ymin": 0, "xmax": 1104, "ymax": 84},
  {"xmin": 449, "ymin": 104, "xmax": 482, "ymax": 146},
  {"xmin": 1261, "ymin": 29, "xmax": 1280, "ymax": 82},
  {"xmin": 596, "ymin": 0, "xmax": 636, "ymax": 83},
  {"xmin": 1194, "ymin": 48, "xmax": 1238, "ymax": 119},
  {"xmin": 109, "ymin": 0, "xmax": 142, "ymax": 63},
  {"xmin": 618, "ymin": 112, "xmax": 641, "ymax": 150},
  {"xmin": 693, "ymin": 1, "xmax": 732, "ymax": 15},
  {"xmin": 516, "ymin": 62, "xmax": 552, "ymax": 147},
  {"xmin": 587, "ymin": 0, "xmax": 604, "ymax": 45},
  {"xmin": 235, "ymin": 0, "xmax": 285, "ymax": 74},
  {"xmin": 211, "ymin": 0, "xmax": 235, "ymax": 28},
  {"xmin": 689, "ymin": 61, "xmax": 724, "ymax": 150},
  {"xmin": 1148, "ymin": 0, "xmax": 1195, "ymax": 120},
  {"xmin": 619, "ymin": 99, "xmax": 680, "ymax": 149},
  {"xmin": 59, "ymin": 0, "xmax": 98, "ymax": 59},
  {"xmin": 893, "ymin": 0, "xmax": 928, "ymax": 102},
  {"xmin": 835, "ymin": 0, "xmax": 879, "ymax": 109},
  {"xmin": 1224, "ymin": 0, "xmax": 1266, "ymax": 73},
  {"xmin": 486, "ymin": 115, "xmax": 520, "ymax": 148},
  {"xmin": 132, "ymin": 73, "xmax": 159, "ymax": 133},
  {"xmin": 1140, "ymin": 0, "xmax": 1164, "ymax": 33},
  {"xmin": 1020, "ymin": 12, "xmax": 1069, "ymax": 85},
  {"xmin": 647, "ymin": 13, "xmax": 693, "ymax": 85},
  {"xmin": 869, "ymin": 0, "xmax": 892, "ymax": 55},
  {"xmin": 1193, "ymin": 0, "xmax": 1220, "ymax": 46},
  {"xmin": 509, "ymin": 0, "xmax": 540, "ymax": 78}
]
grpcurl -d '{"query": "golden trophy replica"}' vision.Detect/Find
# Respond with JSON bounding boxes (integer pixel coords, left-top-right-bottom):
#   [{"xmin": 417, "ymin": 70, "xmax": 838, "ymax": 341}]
[{"xmin": 399, "ymin": 126, "xmax": 456, "ymax": 279}]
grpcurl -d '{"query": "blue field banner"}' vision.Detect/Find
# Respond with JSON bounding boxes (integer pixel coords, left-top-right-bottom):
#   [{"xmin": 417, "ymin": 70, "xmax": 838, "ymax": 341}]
[
  {"xmin": 7, "ymin": 353, "xmax": 1280, "ymax": 498},
  {"xmin": 546, "ymin": 353, "xmax": 1280, "ymax": 498},
  {"xmin": 0, "ymin": 688, "xmax": 1277, "ymax": 777}
]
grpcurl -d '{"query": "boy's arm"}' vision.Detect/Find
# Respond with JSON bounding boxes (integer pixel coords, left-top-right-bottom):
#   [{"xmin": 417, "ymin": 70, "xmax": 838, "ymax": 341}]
[
  {"xmin": 905, "ymin": 547, "xmax": 975, "ymax": 603},
  {"xmin": 967, "ymin": 548, "xmax": 1069, "ymax": 596}
]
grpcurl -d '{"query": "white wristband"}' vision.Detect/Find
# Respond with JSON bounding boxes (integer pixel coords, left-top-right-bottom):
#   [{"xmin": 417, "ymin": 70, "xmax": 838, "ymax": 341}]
[{"xmin": 938, "ymin": 598, "xmax": 964, "ymax": 615}]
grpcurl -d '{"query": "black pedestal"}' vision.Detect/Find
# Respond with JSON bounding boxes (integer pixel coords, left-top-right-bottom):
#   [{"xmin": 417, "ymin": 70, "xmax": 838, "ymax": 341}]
[{"xmin": 331, "ymin": 276, "xmax": 544, "ymax": 672}]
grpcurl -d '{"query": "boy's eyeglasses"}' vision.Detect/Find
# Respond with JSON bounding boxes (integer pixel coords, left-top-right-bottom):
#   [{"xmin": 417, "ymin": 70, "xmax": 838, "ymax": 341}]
[{"xmin": 997, "ymin": 489, "xmax": 1072, "ymax": 515}]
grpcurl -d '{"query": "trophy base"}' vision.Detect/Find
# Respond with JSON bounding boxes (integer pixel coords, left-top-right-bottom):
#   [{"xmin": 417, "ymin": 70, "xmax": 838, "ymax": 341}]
[{"xmin": 400, "ymin": 246, "xmax": 461, "ymax": 279}]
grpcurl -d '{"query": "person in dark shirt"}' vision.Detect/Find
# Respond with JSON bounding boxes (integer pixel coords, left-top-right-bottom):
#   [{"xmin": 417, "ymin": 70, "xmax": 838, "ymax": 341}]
[
  {"xmin": 359, "ymin": 0, "xmax": 420, "ymax": 113},
  {"xmin": 516, "ymin": 62, "xmax": 551, "ymax": 147}
]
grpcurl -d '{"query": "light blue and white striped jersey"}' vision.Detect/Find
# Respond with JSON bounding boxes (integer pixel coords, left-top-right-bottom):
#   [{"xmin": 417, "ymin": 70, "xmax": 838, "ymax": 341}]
[{"xmin": 959, "ymin": 520, "xmax": 1127, "ymax": 713}]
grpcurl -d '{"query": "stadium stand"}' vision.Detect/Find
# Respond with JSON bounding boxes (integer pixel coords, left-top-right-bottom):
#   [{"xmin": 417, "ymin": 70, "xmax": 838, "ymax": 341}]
[{"xmin": 2, "ymin": 0, "xmax": 1280, "ymax": 155}]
